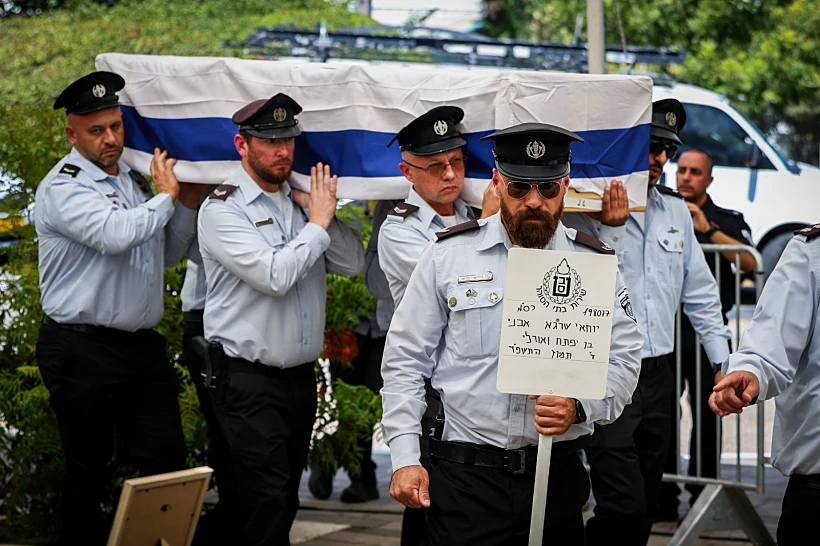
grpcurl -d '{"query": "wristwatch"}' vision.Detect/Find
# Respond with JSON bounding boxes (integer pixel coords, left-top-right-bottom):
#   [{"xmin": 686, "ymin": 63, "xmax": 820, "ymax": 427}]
[
  {"xmin": 704, "ymin": 225, "xmax": 718, "ymax": 238},
  {"xmin": 572, "ymin": 399, "xmax": 587, "ymax": 424}
]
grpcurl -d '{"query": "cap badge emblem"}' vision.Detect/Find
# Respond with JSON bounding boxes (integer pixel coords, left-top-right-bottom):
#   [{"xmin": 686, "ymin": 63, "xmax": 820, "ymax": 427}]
[
  {"xmin": 273, "ymin": 107, "xmax": 287, "ymax": 122},
  {"xmin": 665, "ymin": 111, "xmax": 677, "ymax": 127},
  {"xmin": 92, "ymin": 84, "xmax": 106, "ymax": 99},
  {"xmin": 433, "ymin": 120, "xmax": 448, "ymax": 136},
  {"xmin": 526, "ymin": 140, "xmax": 546, "ymax": 159}
]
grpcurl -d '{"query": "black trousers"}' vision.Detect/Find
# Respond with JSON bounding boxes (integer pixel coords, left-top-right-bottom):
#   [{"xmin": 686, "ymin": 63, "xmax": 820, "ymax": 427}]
[
  {"xmin": 777, "ymin": 474, "xmax": 820, "ymax": 546},
  {"xmin": 401, "ymin": 379, "xmax": 440, "ymax": 546},
  {"xmin": 585, "ymin": 357, "xmax": 673, "ymax": 546},
  {"xmin": 659, "ymin": 322, "xmax": 721, "ymax": 512},
  {"xmin": 212, "ymin": 357, "xmax": 316, "ymax": 546},
  {"xmin": 426, "ymin": 447, "xmax": 590, "ymax": 545},
  {"xmin": 36, "ymin": 320, "xmax": 187, "ymax": 546},
  {"xmin": 182, "ymin": 312, "xmax": 242, "ymax": 542},
  {"xmin": 328, "ymin": 333, "xmax": 385, "ymax": 485}
]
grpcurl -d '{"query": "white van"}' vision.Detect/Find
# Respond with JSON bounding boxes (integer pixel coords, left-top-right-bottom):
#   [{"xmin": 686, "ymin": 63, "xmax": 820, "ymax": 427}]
[{"xmin": 652, "ymin": 80, "xmax": 820, "ymax": 278}]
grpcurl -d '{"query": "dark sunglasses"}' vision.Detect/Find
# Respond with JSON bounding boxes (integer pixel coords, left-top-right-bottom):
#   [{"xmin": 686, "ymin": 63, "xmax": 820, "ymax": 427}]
[
  {"xmin": 500, "ymin": 174, "xmax": 562, "ymax": 200},
  {"xmin": 650, "ymin": 140, "xmax": 678, "ymax": 160},
  {"xmin": 403, "ymin": 155, "xmax": 468, "ymax": 178}
]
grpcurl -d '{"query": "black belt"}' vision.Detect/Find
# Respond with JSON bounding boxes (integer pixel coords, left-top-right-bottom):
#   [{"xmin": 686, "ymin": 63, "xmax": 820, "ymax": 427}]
[
  {"xmin": 183, "ymin": 310, "xmax": 204, "ymax": 323},
  {"xmin": 42, "ymin": 316, "xmax": 146, "ymax": 339},
  {"xmin": 223, "ymin": 354, "xmax": 313, "ymax": 379},
  {"xmin": 640, "ymin": 354, "xmax": 669, "ymax": 375},
  {"xmin": 430, "ymin": 435, "xmax": 590, "ymax": 474},
  {"xmin": 790, "ymin": 474, "xmax": 820, "ymax": 487}
]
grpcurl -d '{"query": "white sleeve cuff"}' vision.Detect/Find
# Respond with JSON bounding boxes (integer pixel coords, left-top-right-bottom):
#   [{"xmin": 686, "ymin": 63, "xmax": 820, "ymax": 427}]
[{"xmin": 388, "ymin": 433, "xmax": 422, "ymax": 472}]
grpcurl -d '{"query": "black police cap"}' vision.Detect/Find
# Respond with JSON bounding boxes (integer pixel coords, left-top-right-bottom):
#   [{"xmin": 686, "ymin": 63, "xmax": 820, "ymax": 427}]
[
  {"xmin": 480, "ymin": 122, "xmax": 584, "ymax": 181},
  {"xmin": 232, "ymin": 93, "xmax": 302, "ymax": 139},
  {"xmin": 53, "ymin": 71, "xmax": 125, "ymax": 115},
  {"xmin": 387, "ymin": 105, "xmax": 467, "ymax": 156},
  {"xmin": 651, "ymin": 98, "xmax": 686, "ymax": 145}
]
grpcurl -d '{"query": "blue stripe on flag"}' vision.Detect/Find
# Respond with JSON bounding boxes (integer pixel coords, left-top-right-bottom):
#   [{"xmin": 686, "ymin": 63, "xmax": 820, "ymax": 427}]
[{"xmin": 122, "ymin": 106, "xmax": 649, "ymax": 180}]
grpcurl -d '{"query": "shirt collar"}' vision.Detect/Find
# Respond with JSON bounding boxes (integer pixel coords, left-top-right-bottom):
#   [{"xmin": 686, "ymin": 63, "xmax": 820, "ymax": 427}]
[
  {"xmin": 647, "ymin": 185, "xmax": 666, "ymax": 210},
  {"xmin": 68, "ymin": 147, "xmax": 130, "ymax": 182},
  {"xmin": 700, "ymin": 194, "xmax": 715, "ymax": 215},
  {"xmin": 476, "ymin": 213, "xmax": 573, "ymax": 252},
  {"xmin": 406, "ymin": 186, "xmax": 471, "ymax": 230},
  {"xmin": 231, "ymin": 165, "xmax": 292, "ymax": 206}
]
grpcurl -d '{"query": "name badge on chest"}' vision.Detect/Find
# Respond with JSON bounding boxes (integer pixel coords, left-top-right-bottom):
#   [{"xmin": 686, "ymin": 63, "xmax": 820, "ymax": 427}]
[{"xmin": 457, "ymin": 271, "xmax": 494, "ymax": 284}]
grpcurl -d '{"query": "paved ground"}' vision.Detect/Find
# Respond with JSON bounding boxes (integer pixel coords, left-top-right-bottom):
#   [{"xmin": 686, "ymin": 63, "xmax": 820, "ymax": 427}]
[{"xmin": 290, "ymin": 451, "xmax": 786, "ymax": 545}]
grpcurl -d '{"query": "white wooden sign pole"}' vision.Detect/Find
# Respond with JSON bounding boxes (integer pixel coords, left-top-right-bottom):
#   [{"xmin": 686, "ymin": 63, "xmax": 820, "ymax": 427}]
[
  {"xmin": 528, "ymin": 434, "xmax": 553, "ymax": 546},
  {"xmin": 497, "ymin": 248, "xmax": 619, "ymax": 546}
]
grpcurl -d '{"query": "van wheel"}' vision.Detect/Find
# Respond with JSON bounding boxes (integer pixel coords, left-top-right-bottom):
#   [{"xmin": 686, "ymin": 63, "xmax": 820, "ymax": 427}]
[{"xmin": 760, "ymin": 231, "xmax": 795, "ymax": 283}]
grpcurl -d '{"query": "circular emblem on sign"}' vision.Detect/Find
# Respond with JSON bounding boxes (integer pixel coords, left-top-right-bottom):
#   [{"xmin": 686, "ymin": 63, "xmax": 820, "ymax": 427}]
[
  {"xmin": 273, "ymin": 107, "xmax": 287, "ymax": 122},
  {"xmin": 536, "ymin": 258, "xmax": 586, "ymax": 308},
  {"xmin": 433, "ymin": 120, "xmax": 448, "ymax": 136},
  {"xmin": 665, "ymin": 111, "xmax": 677, "ymax": 127},
  {"xmin": 92, "ymin": 84, "xmax": 106, "ymax": 99},
  {"xmin": 526, "ymin": 140, "xmax": 546, "ymax": 159}
]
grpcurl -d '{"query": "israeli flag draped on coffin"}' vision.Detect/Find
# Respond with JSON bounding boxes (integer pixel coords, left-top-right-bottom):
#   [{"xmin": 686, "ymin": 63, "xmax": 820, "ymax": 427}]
[{"xmin": 96, "ymin": 53, "xmax": 652, "ymax": 210}]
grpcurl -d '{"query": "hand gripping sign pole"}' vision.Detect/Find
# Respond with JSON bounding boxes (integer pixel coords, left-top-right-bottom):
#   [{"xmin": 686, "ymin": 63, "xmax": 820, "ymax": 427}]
[{"xmin": 497, "ymin": 248, "xmax": 618, "ymax": 546}]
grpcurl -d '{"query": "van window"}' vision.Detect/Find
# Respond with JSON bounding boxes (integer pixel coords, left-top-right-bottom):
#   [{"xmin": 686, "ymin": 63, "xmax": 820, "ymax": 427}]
[{"xmin": 678, "ymin": 103, "xmax": 775, "ymax": 170}]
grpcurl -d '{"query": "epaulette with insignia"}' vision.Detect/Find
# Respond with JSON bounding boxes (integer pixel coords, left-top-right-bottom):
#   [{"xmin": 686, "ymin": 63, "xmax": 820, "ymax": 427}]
[
  {"xmin": 714, "ymin": 204, "xmax": 743, "ymax": 218},
  {"xmin": 387, "ymin": 203, "xmax": 419, "ymax": 218},
  {"xmin": 435, "ymin": 219, "xmax": 480, "ymax": 241},
  {"xmin": 58, "ymin": 163, "xmax": 81, "ymax": 178},
  {"xmin": 655, "ymin": 184, "xmax": 683, "ymax": 199},
  {"xmin": 794, "ymin": 223, "xmax": 820, "ymax": 241},
  {"xmin": 129, "ymin": 171, "xmax": 154, "ymax": 197},
  {"xmin": 209, "ymin": 184, "xmax": 239, "ymax": 201},
  {"xmin": 573, "ymin": 231, "xmax": 615, "ymax": 255}
]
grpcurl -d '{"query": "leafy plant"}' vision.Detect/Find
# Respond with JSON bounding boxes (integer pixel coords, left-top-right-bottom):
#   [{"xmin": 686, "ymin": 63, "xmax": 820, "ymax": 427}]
[{"xmin": 309, "ymin": 359, "xmax": 382, "ymax": 478}]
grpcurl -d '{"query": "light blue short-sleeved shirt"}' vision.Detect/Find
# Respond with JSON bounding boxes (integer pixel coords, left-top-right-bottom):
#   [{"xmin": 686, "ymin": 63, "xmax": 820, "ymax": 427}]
[
  {"xmin": 378, "ymin": 186, "xmax": 474, "ymax": 307},
  {"xmin": 564, "ymin": 186, "xmax": 731, "ymax": 365},
  {"xmin": 36, "ymin": 148, "xmax": 197, "ymax": 331},
  {"xmin": 197, "ymin": 167, "xmax": 364, "ymax": 368}
]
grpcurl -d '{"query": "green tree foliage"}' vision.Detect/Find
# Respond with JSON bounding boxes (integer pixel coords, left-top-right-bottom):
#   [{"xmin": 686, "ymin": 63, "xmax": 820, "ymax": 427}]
[{"xmin": 478, "ymin": 0, "xmax": 820, "ymax": 165}]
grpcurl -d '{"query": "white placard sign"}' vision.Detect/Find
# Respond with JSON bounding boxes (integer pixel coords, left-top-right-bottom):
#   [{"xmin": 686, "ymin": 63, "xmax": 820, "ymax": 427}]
[{"xmin": 497, "ymin": 247, "xmax": 619, "ymax": 399}]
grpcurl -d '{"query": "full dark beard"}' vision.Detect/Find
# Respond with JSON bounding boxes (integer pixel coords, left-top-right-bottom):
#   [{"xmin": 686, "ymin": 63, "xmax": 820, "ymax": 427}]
[
  {"xmin": 248, "ymin": 152, "xmax": 292, "ymax": 185},
  {"xmin": 500, "ymin": 199, "xmax": 563, "ymax": 249}
]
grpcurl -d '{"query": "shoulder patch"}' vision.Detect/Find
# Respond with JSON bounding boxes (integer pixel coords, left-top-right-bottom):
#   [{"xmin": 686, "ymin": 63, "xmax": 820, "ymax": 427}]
[
  {"xmin": 573, "ymin": 231, "xmax": 616, "ymax": 255},
  {"xmin": 59, "ymin": 163, "xmax": 81, "ymax": 177},
  {"xmin": 794, "ymin": 223, "xmax": 820, "ymax": 241},
  {"xmin": 655, "ymin": 184, "xmax": 684, "ymax": 199},
  {"xmin": 129, "ymin": 171, "xmax": 154, "ymax": 197},
  {"xmin": 435, "ymin": 219, "xmax": 480, "ymax": 241},
  {"xmin": 209, "ymin": 184, "xmax": 239, "ymax": 201},
  {"xmin": 387, "ymin": 203, "xmax": 419, "ymax": 218}
]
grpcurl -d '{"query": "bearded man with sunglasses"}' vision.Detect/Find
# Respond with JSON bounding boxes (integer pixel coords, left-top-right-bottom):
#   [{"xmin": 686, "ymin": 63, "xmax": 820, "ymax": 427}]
[
  {"xmin": 380, "ymin": 122, "xmax": 643, "ymax": 545},
  {"xmin": 378, "ymin": 105, "xmax": 500, "ymax": 546},
  {"xmin": 566, "ymin": 99, "xmax": 732, "ymax": 546}
]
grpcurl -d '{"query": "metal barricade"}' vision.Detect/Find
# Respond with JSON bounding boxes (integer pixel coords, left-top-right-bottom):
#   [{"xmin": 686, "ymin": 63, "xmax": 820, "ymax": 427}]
[{"xmin": 664, "ymin": 243, "xmax": 774, "ymax": 546}]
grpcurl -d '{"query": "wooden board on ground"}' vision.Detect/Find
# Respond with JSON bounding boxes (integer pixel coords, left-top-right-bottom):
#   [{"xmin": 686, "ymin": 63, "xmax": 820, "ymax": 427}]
[{"xmin": 107, "ymin": 466, "xmax": 213, "ymax": 546}]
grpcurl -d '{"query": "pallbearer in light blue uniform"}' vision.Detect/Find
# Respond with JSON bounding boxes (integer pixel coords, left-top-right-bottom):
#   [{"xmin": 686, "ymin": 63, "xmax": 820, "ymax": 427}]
[
  {"xmin": 196, "ymin": 93, "xmax": 364, "ymax": 546},
  {"xmin": 381, "ymin": 122, "xmax": 643, "ymax": 546},
  {"xmin": 378, "ymin": 105, "xmax": 499, "ymax": 546},
  {"xmin": 564, "ymin": 99, "xmax": 732, "ymax": 545},
  {"xmin": 35, "ymin": 71, "xmax": 203, "ymax": 545},
  {"xmin": 711, "ymin": 223, "xmax": 820, "ymax": 546}
]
